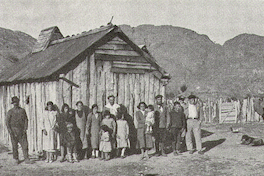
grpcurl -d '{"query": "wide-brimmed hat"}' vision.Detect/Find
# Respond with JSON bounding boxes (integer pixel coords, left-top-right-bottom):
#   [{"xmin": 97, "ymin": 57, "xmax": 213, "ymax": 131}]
[{"xmin": 11, "ymin": 96, "xmax": 19, "ymax": 104}]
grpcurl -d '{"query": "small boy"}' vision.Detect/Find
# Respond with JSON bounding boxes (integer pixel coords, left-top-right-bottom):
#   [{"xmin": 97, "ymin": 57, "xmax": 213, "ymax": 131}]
[
  {"xmin": 64, "ymin": 122, "xmax": 79, "ymax": 163},
  {"xmin": 145, "ymin": 105, "xmax": 155, "ymax": 133}
]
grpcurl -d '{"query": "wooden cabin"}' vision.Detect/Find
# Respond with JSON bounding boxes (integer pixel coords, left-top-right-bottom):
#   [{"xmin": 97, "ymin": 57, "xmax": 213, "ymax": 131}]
[{"xmin": 0, "ymin": 24, "xmax": 170, "ymax": 153}]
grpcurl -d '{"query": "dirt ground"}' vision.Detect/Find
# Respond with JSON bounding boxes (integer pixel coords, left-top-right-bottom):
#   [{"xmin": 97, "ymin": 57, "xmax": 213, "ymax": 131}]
[{"xmin": 1, "ymin": 122, "xmax": 264, "ymax": 176}]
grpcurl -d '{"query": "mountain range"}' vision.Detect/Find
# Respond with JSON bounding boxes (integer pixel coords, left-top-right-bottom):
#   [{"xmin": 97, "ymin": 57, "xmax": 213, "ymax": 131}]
[{"xmin": 1, "ymin": 25, "xmax": 264, "ymax": 99}]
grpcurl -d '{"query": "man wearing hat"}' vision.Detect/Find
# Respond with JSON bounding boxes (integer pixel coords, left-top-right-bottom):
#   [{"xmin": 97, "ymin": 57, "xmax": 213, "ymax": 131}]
[
  {"xmin": 153, "ymin": 95, "xmax": 170, "ymax": 156},
  {"xmin": 185, "ymin": 95, "xmax": 203, "ymax": 154},
  {"xmin": 5, "ymin": 96, "xmax": 32, "ymax": 164}
]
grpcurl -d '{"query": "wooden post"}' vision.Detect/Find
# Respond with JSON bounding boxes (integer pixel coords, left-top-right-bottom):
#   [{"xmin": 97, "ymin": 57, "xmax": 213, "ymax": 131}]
[
  {"xmin": 96, "ymin": 60, "xmax": 103, "ymax": 111},
  {"xmin": 129, "ymin": 74, "xmax": 135, "ymax": 117},
  {"xmin": 140, "ymin": 74, "xmax": 145, "ymax": 102},
  {"xmin": 124, "ymin": 73, "xmax": 130, "ymax": 109},
  {"xmin": 118, "ymin": 73, "xmax": 125, "ymax": 105},
  {"xmin": 149, "ymin": 73, "xmax": 154, "ymax": 105},
  {"xmin": 89, "ymin": 54, "xmax": 96, "ymax": 107},
  {"xmin": 134, "ymin": 74, "xmax": 140, "ymax": 128},
  {"xmin": 113, "ymin": 73, "xmax": 118, "ymax": 100},
  {"xmin": 144, "ymin": 72, "xmax": 150, "ymax": 105}
]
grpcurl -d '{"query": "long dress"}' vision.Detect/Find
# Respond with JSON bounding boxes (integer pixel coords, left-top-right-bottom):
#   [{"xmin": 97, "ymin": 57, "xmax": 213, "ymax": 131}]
[
  {"xmin": 116, "ymin": 119, "xmax": 130, "ymax": 148},
  {"xmin": 42, "ymin": 110, "xmax": 59, "ymax": 152},
  {"xmin": 136, "ymin": 110, "xmax": 153, "ymax": 149},
  {"xmin": 75, "ymin": 110, "xmax": 88, "ymax": 149},
  {"xmin": 87, "ymin": 112, "xmax": 102, "ymax": 149}
]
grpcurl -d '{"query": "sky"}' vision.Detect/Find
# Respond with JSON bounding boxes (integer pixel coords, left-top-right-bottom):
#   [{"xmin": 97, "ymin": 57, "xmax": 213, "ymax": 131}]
[{"xmin": 1, "ymin": 0, "xmax": 264, "ymax": 44}]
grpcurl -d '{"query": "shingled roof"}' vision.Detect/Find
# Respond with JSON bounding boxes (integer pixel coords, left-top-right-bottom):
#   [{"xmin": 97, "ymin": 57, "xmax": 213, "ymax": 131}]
[{"xmin": 0, "ymin": 24, "xmax": 170, "ymax": 85}]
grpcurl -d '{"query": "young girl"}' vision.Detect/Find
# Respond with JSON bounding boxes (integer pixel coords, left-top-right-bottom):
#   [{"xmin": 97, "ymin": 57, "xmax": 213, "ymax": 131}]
[
  {"xmin": 145, "ymin": 105, "xmax": 155, "ymax": 133},
  {"xmin": 116, "ymin": 112, "xmax": 130, "ymax": 158},
  {"xmin": 99, "ymin": 125, "xmax": 112, "ymax": 161},
  {"xmin": 64, "ymin": 122, "xmax": 79, "ymax": 163},
  {"xmin": 101, "ymin": 110, "xmax": 116, "ymax": 157},
  {"xmin": 42, "ymin": 101, "xmax": 59, "ymax": 163},
  {"xmin": 87, "ymin": 104, "xmax": 102, "ymax": 159}
]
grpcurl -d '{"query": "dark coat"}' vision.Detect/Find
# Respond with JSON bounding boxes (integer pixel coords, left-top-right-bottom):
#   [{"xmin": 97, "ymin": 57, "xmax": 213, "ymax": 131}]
[{"xmin": 6, "ymin": 106, "xmax": 28, "ymax": 133}]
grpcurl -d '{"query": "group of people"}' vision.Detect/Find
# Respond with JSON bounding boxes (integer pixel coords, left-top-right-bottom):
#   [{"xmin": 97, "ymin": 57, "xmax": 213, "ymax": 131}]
[{"xmin": 5, "ymin": 94, "xmax": 203, "ymax": 165}]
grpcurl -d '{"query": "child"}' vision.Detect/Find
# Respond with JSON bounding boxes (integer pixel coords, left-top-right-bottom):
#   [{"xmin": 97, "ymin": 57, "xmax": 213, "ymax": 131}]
[
  {"xmin": 116, "ymin": 112, "xmax": 130, "ymax": 158},
  {"xmin": 145, "ymin": 105, "xmax": 155, "ymax": 133},
  {"xmin": 99, "ymin": 125, "xmax": 112, "ymax": 161},
  {"xmin": 101, "ymin": 110, "xmax": 116, "ymax": 136},
  {"xmin": 64, "ymin": 122, "xmax": 79, "ymax": 163},
  {"xmin": 101, "ymin": 110, "xmax": 116, "ymax": 157}
]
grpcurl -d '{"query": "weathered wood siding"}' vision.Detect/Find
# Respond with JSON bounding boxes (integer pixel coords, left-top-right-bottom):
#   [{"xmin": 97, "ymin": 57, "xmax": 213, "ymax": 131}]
[{"xmin": 0, "ymin": 36, "xmax": 167, "ymax": 153}]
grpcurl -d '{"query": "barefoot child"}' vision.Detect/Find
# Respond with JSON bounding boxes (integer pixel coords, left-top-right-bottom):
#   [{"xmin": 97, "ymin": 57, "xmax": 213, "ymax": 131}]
[
  {"xmin": 64, "ymin": 122, "xmax": 79, "ymax": 163},
  {"xmin": 99, "ymin": 125, "xmax": 112, "ymax": 161},
  {"xmin": 145, "ymin": 105, "xmax": 155, "ymax": 133},
  {"xmin": 116, "ymin": 112, "xmax": 130, "ymax": 158}
]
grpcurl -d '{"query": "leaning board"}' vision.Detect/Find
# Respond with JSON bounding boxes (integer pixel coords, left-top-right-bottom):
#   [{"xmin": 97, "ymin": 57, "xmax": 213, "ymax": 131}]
[{"xmin": 219, "ymin": 102, "xmax": 237, "ymax": 123}]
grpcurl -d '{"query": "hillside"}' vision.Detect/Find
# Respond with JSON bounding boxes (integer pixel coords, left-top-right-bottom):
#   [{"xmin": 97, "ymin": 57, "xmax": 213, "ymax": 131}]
[
  {"xmin": 1, "ymin": 25, "xmax": 264, "ymax": 99},
  {"xmin": 120, "ymin": 25, "xmax": 264, "ymax": 99},
  {"xmin": 0, "ymin": 27, "xmax": 36, "ymax": 71}
]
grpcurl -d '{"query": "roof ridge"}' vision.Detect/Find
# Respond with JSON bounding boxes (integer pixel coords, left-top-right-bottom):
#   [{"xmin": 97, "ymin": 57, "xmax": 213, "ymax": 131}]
[{"xmin": 50, "ymin": 25, "xmax": 115, "ymax": 45}]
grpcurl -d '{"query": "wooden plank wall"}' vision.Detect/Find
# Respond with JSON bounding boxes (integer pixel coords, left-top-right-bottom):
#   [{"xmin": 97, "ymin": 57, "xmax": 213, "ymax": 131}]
[{"xmin": 0, "ymin": 81, "xmax": 59, "ymax": 153}]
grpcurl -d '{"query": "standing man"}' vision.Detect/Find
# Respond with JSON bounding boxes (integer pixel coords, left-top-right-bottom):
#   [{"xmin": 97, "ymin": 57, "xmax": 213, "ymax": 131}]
[
  {"xmin": 153, "ymin": 95, "xmax": 170, "ymax": 157},
  {"xmin": 168, "ymin": 102, "xmax": 186, "ymax": 155},
  {"xmin": 185, "ymin": 95, "xmax": 203, "ymax": 154},
  {"xmin": 104, "ymin": 95, "xmax": 120, "ymax": 118},
  {"xmin": 5, "ymin": 96, "xmax": 32, "ymax": 164}
]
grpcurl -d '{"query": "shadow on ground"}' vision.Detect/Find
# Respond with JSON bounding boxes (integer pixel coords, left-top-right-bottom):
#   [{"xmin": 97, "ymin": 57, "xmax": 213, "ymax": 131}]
[
  {"xmin": 201, "ymin": 129, "xmax": 214, "ymax": 138},
  {"xmin": 202, "ymin": 138, "xmax": 226, "ymax": 153}
]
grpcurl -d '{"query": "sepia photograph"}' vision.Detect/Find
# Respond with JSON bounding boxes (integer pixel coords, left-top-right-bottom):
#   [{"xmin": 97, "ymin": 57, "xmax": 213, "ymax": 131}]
[{"xmin": 1, "ymin": 0, "xmax": 264, "ymax": 175}]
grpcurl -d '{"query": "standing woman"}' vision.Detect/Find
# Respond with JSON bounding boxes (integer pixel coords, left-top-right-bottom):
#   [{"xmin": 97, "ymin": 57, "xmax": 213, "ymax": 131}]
[
  {"xmin": 87, "ymin": 104, "xmax": 102, "ymax": 159},
  {"xmin": 75, "ymin": 101, "xmax": 89, "ymax": 159},
  {"xmin": 136, "ymin": 102, "xmax": 153, "ymax": 160},
  {"xmin": 58, "ymin": 103, "xmax": 76, "ymax": 162},
  {"xmin": 42, "ymin": 101, "xmax": 59, "ymax": 163}
]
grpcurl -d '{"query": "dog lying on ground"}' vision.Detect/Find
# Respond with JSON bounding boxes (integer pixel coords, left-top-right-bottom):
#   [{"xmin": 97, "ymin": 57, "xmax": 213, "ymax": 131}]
[{"xmin": 241, "ymin": 135, "xmax": 264, "ymax": 146}]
